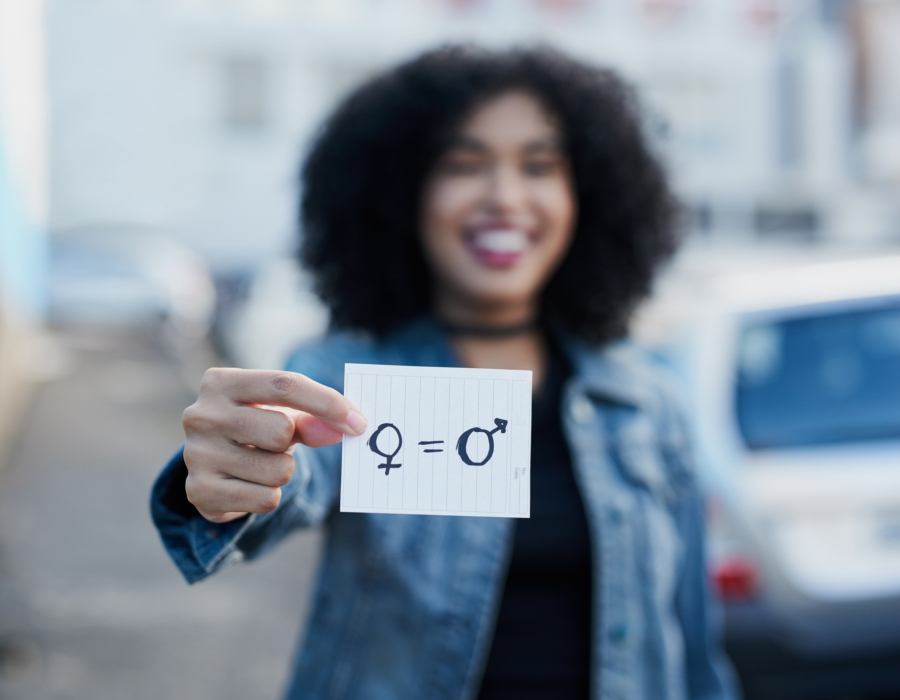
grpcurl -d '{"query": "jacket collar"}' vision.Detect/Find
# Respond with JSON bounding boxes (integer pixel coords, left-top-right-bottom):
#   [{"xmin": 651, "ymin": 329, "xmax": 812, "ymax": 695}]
[
  {"xmin": 387, "ymin": 316, "xmax": 647, "ymax": 409},
  {"xmin": 554, "ymin": 331, "xmax": 648, "ymax": 409}
]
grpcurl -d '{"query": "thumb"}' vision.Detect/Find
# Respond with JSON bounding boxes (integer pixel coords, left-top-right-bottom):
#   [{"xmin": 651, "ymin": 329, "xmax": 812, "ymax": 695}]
[{"xmin": 293, "ymin": 411, "xmax": 346, "ymax": 448}]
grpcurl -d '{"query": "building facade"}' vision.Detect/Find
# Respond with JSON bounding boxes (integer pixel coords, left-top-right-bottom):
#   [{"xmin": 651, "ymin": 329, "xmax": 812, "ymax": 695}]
[{"xmin": 47, "ymin": 0, "xmax": 894, "ymax": 275}]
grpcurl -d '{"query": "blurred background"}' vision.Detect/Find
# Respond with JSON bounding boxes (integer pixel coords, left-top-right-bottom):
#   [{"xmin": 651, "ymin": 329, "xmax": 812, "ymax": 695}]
[{"xmin": 1, "ymin": 0, "xmax": 899, "ymax": 698}]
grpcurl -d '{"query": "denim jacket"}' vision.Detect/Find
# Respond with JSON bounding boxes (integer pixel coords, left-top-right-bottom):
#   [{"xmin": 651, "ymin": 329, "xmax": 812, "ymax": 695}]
[{"xmin": 151, "ymin": 317, "xmax": 737, "ymax": 700}]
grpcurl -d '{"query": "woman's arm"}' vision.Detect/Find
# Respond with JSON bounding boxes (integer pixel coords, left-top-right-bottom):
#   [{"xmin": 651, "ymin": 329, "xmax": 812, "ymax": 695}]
[
  {"xmin": 650, "ymin": 371, "xmax": 741, "ymax": 700},
  {"xmin": 674, "ymin": 488, "xmax": 741, "ymax": 700},
  {"xmin": 150, "ymin": 437, "xmax": 341, "ymax": 584},
  {"xmin": 149, "ymin": 362, "xmax": 365, "ymax": 583}
]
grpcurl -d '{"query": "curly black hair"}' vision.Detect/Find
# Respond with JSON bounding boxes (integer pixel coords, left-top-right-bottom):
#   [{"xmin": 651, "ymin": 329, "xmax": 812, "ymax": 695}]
[{"xmin": 300, "ymin": 45, "xmax": 679, "ymax": 345}]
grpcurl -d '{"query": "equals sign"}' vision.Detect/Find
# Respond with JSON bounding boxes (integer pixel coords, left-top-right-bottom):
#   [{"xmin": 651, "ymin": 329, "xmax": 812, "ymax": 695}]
[{"xmin": 419, "ymin": 440, "xmax": 444, "ymax": 453}]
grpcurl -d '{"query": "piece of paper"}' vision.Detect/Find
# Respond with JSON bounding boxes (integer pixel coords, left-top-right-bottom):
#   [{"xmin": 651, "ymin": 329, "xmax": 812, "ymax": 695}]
[{"xmin": 341, "ymin": 363, "xmax": 532, "ymax": 518}]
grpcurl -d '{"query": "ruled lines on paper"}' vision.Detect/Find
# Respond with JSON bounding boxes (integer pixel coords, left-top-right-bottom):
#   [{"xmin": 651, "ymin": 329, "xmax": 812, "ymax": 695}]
[{"xmin": 340, "ymin": 364, "xmax": 532, "ymax": 518}]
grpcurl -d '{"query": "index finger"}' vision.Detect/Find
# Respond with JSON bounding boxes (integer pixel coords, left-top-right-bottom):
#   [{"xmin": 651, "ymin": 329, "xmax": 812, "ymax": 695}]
[{"xmin": 211, "ymin": 369, "xmax": 367, "ymax": 436}]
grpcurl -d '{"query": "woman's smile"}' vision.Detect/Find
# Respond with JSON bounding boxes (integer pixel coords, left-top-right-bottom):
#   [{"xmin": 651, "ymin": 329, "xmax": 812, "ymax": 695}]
[{"xmin": 464, "ymin": 224, "xmax": 535, "ymax": 268}]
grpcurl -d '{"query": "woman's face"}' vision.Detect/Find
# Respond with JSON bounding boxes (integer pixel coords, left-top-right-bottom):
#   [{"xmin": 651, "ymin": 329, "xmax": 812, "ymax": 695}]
[{"xmin": 420, "ymin": 90, "xmax": 576, "ymax": 322}]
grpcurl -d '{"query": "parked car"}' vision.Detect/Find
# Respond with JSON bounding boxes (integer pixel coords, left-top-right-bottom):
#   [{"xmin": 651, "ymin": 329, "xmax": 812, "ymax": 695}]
[
  {"xmin": 641, "ymin": 251, "xmax": 900, "ymax": 700},
  {"xmin": 48, "ymin": 228, "xmax": 216, "ymax": 337}
]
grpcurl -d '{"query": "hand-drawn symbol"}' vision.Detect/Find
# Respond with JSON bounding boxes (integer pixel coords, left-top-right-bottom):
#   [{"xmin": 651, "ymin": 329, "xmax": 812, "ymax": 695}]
[
  {"xmin": 456, "ymin": 418, "xmax": 509, "ymax": 466},
  {"xmin": 368, "ymin": 423, "xmax": 402, "ymax": 475},
  {"xmin": 419, "ymin": 440, "xmax": 444, "ymax": 453}
]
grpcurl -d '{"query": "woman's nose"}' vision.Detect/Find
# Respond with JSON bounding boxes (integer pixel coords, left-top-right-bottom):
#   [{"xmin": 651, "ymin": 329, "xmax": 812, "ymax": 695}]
[{"xmin": 485, "ymin": 162, "xmax": 527, "ymax": 212}]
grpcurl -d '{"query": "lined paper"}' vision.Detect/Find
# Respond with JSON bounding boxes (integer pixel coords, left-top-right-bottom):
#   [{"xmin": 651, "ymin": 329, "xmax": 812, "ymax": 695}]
[{"xmin": 341, "ymin": 363, "xmax": 532, "ymax": 518}]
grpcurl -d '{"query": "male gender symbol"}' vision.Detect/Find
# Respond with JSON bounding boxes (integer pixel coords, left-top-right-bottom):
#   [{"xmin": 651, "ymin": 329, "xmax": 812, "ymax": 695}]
[
  {"xmin": 367, "ymin": 423, "xmax": 402, "ymax": 475},
  {"xmin": 456, "ymin": 418, "xmax": 509, "ymax": 466}
]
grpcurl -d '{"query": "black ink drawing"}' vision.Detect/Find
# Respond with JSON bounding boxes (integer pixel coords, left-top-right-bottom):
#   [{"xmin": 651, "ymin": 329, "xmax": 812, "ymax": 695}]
[
  {"xmin": 368, "ymin": 419, "xmax": 509, "ymax": 474},
  {"xmin": 456, "ymin": 418, "xmax": 508, "ymax": 466},
  {"xmin": 367, "ymin": 423, "xmax": 402, "ymax": 475}
]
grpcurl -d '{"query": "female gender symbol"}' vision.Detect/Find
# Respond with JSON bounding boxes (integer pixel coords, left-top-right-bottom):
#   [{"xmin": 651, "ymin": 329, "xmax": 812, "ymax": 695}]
[
  {"xmin": 367, "ymin": 423, "xmax": 402, "ymax": 475},
  {"xmin": 456, "ymin": 418, "xmax": 508, "ymax": 466}
]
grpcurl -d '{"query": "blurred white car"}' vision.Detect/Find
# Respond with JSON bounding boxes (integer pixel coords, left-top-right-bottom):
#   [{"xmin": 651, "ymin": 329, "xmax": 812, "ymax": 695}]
[
  {"xmin": 641, "ymin": 251, "xmax": 900, "ymax": 699},
  {"xmin": 48, "ymin": 229, "xmax": 215, "ymax": 338}
]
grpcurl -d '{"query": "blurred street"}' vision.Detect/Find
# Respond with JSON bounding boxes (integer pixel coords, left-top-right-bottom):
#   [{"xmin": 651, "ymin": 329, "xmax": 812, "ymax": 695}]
[{"xmin": 0, "ymin": 327, "xmax": 321, "ymax": 700}]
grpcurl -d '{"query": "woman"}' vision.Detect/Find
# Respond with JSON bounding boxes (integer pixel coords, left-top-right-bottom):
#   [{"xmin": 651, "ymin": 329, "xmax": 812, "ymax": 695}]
[{"xmin": 152, "ymin": 46, "xmax": 737, "ymax": 700}]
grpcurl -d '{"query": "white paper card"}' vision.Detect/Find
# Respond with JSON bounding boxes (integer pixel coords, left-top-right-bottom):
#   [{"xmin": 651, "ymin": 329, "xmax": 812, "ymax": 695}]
[{"xmin": 341, "ymin": 363, "xmax": 532, "ymax": 518}]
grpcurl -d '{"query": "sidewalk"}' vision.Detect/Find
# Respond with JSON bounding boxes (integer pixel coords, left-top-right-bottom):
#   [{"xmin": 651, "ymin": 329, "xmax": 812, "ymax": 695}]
[
  {"xmin": 0, "ymin": 327, "xmax": 321, "ymax": 700},
  {"xmin": 0, "ymin": 311, "xmax": 41, "ymax": 474}
]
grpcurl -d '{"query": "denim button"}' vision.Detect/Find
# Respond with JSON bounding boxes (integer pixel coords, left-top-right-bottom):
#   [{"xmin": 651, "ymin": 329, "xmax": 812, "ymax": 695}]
[
  {"xmin": 570, "ymin": 396, "xmax": 594, "ymax": 424},
  {"xmin": 609, "ymin": 507, "xmax": 623, "ymax": 525},
  {"xmin": 608, "ymin": 623, "xmax": 628, "ymax": 643},
  {"xmin": 206, "ymin": 528, "xmax": 220, "ymax": 540}
]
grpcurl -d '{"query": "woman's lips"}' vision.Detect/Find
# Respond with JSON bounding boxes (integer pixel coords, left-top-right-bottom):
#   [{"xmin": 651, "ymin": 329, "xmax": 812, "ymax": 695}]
[{"xmin": 465, "ymin": 229, "xmax": 530, "ymax": 268}]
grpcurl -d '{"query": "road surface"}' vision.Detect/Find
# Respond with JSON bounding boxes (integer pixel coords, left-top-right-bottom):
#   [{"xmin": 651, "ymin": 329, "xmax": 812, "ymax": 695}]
[{"xmin": 0, "ymin": 327, "xmax": 321, "ymax": 700}]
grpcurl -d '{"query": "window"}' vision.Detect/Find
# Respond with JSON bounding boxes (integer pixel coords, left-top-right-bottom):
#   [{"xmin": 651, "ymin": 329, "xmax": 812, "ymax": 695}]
[
  {"xmin": 222, "ymin": 55, "xmax": 267, "ymax": 131},
  {"xmin": 735, "ymin": 299, "xmax": 900, "ymax": 449}
]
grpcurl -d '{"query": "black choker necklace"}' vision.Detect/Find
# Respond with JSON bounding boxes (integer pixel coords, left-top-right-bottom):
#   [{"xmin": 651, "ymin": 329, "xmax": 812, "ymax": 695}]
[{"xmin": 439, "ymin": 319, "xmax": 539, "ymax": 339}]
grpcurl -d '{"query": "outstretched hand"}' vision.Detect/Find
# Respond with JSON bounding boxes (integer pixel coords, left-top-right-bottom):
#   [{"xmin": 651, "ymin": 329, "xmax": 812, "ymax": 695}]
[{"xmin": 181, "ymin": 368, "xmax": 367, "ymax": 523}]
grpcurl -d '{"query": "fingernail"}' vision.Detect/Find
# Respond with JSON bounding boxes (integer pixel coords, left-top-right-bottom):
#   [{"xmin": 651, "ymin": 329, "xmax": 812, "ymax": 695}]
[{"xmin": 346, "ymin": 410, "xmax": 367, "ymax": 436}]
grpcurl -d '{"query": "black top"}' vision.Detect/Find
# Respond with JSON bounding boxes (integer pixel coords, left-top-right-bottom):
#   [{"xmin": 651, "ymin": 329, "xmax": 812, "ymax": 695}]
[{"xmin": 477, "ymin": 344, "xmax": 593, "ymax": 700}]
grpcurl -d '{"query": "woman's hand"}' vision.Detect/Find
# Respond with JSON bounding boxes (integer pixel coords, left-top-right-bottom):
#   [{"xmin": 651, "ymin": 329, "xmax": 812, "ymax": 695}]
[{"xmin": 181, "ymin": 368, "xmax": 367, "ymax": 523}]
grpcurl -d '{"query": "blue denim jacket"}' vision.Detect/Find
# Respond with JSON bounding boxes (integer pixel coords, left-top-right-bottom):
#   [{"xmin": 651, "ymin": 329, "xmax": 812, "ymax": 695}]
[{"xmin": 151, "ymin": 317, "xmax": 737, "ymax": 700}]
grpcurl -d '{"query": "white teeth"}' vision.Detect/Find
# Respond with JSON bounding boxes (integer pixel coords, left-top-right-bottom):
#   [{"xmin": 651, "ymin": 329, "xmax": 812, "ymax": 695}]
[{"xmin": 473, "ymin": 230, "xmax": 528, "ymax": 254}]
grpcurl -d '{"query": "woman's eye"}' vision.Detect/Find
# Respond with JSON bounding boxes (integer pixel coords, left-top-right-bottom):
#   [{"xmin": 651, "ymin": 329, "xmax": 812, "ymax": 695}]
[
  {"xmin": 522, "ymin": 160, "xmax": 559, "ymax": 176},
  {"xmin": 441, "ymin": 159, "xmax": 485, "ymax": 176}
]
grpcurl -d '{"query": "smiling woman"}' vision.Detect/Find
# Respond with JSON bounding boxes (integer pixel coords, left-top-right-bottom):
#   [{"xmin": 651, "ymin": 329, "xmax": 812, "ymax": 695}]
[
  {"xmin": 151, "ymin": 45, "xmax": 737, "ymax": 700},
  {"xmin": 301, "ymin": 46, "xmax": 678, "ymax": 345}
]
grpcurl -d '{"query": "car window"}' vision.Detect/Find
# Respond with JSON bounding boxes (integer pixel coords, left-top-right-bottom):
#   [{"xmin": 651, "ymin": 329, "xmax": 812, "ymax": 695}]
[{"xmin": 735, "ymin": 300, "xmax": 900, "ymax": 449}]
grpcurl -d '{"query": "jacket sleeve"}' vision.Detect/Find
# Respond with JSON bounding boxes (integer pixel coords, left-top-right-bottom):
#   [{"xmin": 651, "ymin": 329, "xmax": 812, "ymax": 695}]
[
  {"xmin": 659, "ymin": 386, "xmax": 740, "ymax": 700},
  {"xmin": 633, "ymin": 352, "xmax": 739, "ymax": 700},
  {"xmin": 149, "ymin": 339, "xmax": 350, "ymax": 585},
  {"xmin": 150, "ymin": 439, "xmax": 341, "ymax": 584},
  {"xmin": 674, "ymin": 486, "xmax": 741, "ymax": 700}
]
